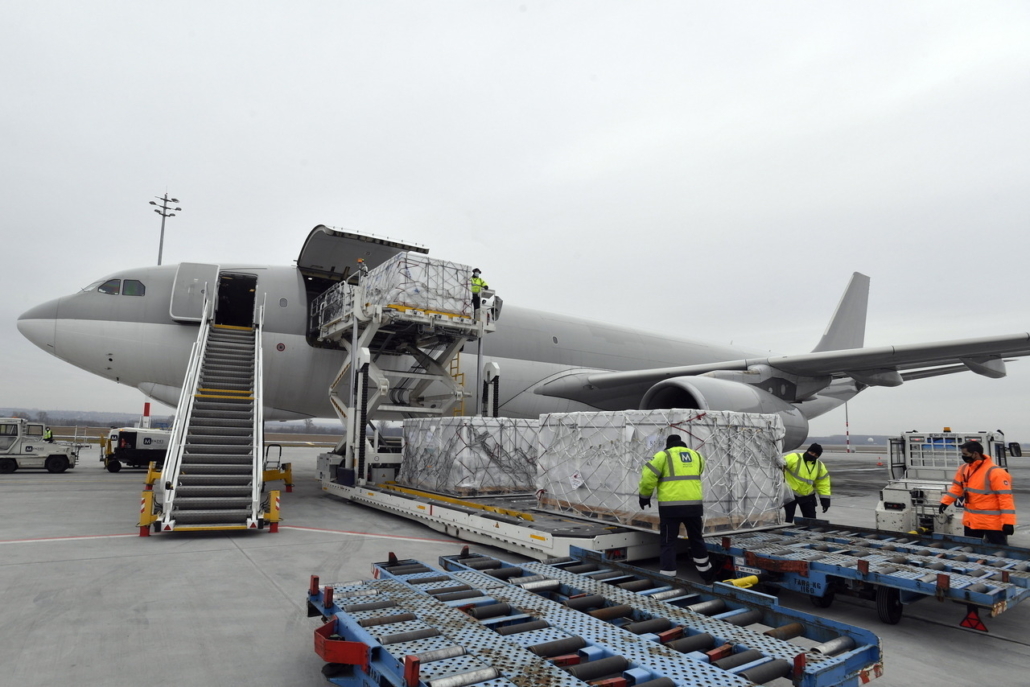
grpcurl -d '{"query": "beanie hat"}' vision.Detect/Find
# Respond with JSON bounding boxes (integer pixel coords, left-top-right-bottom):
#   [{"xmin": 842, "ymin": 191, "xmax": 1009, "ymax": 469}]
[
  {"xmin": 807, "ymin": 443, "xmax": 823, "ymax": 457},
  {"xmin": 665, "ymin": 435, "xmax": 685, "ymax": 449}
]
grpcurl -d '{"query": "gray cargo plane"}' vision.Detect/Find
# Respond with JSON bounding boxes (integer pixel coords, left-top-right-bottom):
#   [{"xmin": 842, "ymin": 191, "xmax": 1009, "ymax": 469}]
[{"xmin": 17, "ymin": 226, "xmax": 1030, "ymax": 450}]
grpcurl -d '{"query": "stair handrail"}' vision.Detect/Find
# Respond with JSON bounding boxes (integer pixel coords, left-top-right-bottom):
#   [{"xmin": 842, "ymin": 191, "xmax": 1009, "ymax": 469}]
[
  {"xmin": 160, "ymin": 292, "xmax": 214, "ymax": 520},
  {"xmin": 250, "ymin": 296, "xmax": 266, "ymax": 523}
]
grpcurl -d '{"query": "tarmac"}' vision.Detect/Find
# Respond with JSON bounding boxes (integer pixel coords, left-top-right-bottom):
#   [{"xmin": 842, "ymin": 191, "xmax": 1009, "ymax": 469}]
[{"xmin": 1, "ymin": 447, "xmax": 1028, "ymax": 687}]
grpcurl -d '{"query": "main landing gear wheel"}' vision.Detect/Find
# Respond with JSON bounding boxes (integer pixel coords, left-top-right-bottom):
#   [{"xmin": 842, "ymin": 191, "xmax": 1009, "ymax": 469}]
[
  {"xmin": 0, "ymin": 458, "xmax": 16, "ymax": 473},
  {"xmin": 876, "ymin": 586, "xmax": 903, "ymax": 624},
  {"xmin": 106, "ymin": 459, "xmax": 121, "ymax": 472},
  {"xmin": 810, "ymin": 589, "xmax": 835, "ymax": 608},
  {"xmin": 46, "ymin": 455, "xmax": 70, "ymax": 473}
]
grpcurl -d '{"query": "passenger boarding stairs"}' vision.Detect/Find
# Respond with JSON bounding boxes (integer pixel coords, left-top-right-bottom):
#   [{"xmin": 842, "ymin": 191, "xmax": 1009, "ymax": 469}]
[{"xmin": 157, "ymin": 301, "xmax": 266, "ymax": 532}]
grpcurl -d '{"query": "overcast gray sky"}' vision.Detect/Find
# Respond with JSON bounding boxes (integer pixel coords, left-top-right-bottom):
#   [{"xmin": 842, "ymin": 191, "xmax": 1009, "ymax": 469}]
[{"xmin": 1, "ymin": 1, "xmax": 1027, "ymax": 440}]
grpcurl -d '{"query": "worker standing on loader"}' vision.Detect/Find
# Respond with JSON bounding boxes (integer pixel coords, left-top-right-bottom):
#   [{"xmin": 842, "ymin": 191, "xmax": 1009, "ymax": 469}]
[
  {"xmin": 780, "ymin": 443, "xmax": 831, "ymax": 523},
  {"xmin": 939, "ymin": 440, "xmax": 1016, "ymax": 545},
  {"xmin": 470, "ymin": 268, "xmax": 488, "ymax": 314},
  {"xmin": 638, "ymin": 434, "xmax": 716, "ymax": 583}
]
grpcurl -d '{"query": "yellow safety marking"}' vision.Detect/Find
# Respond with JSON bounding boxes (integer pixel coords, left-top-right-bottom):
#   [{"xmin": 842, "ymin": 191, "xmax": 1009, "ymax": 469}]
[
  {"xmin": 198, "ymin": 388, "xmax": 251, "ymax": 395},
  {"xmin": 173, "ymin": 526, "xmax": 250, "ymax": 531},
  {"xmin": 529, "ymin": 534, "xmax": 548, "ymax": 541},
  {"xmin": 212, "ymin": 324, "xmax": 254, "ymax": 331},
  {"xmin": 384, "ymin": 303, "xmax": 468, "ymax": 319},
  {"xmin": 194, "ymin": 394, "xmax": 255, "ymax": 400},
  {"xmin": 381, "ymin": 484, "xmax": 535, "ymax": 522}
]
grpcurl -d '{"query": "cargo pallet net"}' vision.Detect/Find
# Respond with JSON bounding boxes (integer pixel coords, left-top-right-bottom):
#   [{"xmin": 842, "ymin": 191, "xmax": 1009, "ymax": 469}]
[
  {"xmin": 399, "ymin": 418, "xmax": 538, "ymax": 497},
  {"xmin": 536, "ymin": 410, "xmax": 787, "ymax": 534}
]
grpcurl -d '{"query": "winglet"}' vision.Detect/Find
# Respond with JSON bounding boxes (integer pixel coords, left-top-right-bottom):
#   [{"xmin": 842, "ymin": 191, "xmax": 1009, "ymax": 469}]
[{"xmin": 812, "ymin": 272, "xmax": 870, "ymax": 352}]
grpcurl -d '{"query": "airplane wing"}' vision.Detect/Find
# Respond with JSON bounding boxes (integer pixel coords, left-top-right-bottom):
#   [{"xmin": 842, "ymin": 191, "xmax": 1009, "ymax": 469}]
[{"xmin": 535, "ymin": 332, "xmax": 1030, "ymax": 404}]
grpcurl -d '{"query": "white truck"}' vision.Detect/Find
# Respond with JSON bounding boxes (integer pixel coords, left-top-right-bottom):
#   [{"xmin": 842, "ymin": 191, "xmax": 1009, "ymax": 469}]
[
  {"xmin": 102, "ymin": 427, "xmax": 170, "ymax": 472},
  {"xmin": 0, "ymin": 418, "xmax": 79, "ymax": 473},
  {"xmin": 875, "ymin": 429, "xmax": 1021, "ymax": 535}
]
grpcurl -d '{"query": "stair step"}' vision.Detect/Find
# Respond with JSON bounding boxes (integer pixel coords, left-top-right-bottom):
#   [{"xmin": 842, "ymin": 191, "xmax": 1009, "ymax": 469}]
[
  {"xmin": 190, "ymin": 418, "xmax": 252, "ymax": 428},
  {"xmin": 192, "ymin": 410, "xmax": 252, "ymax": 421},
  {"xmin": 179, "ymin": 464, "xmax": 252, "ymax": 474},
  {"xmin": 193, "ymin": 400, "xmax": 253, "ymax": 411},
  {"xmin": 176, "ymin": 485, "xmax": 252, "ymax": 497},
  {"xmin": 178, "ymin": 475, "xmax": 253, "ymax": 486},
  {"xmin": 188, "ymin": 426, "xmax": 252, "ymax": 437},
  {"xmin": 207, "ymin": 342, "xmax": 253, "ymax": 352},
  {"xmin": 183, "ymin": 444, "xmax": 252, "ymax": 455},
  {"xmin": 171, "ymin": 509, "xmax": 252, "ymax": 524},
  {"xmin": 182, "ymin": 452, "xmax": 254, "ymax": 463},
  {"xmin": 172, "ymin": 497, "xmax": 254, "ymax": 509}
]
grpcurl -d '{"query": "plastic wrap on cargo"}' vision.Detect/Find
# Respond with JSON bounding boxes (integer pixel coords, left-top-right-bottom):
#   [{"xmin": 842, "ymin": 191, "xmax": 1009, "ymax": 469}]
[
  {"xmin": 536, "ymin": 410, "xmax": 786, "ymax": 534},
  {"xmin": 362, "ymin": 252, "xmax": 473, "ymax": 317},
  {"xmin": 399, "ymin": 417, "xmax": 538, "ymax": 495}
]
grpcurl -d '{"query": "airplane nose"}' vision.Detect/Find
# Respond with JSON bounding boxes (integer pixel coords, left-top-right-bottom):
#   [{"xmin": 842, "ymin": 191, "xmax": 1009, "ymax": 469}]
[{"xmin": 18, "ymin": 298, "xmax": 60, "ymax": 355}]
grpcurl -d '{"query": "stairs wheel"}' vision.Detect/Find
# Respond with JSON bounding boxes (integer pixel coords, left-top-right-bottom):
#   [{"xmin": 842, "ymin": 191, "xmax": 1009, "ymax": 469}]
[
  {"xmin": 876, "ymin": 585, "xmax": 903, "ymax": 624},
  {"xmin": 0, "ymin": 459, "xmax": 16, "ymax": 473},
  {"xmin": 107, "ymin": 459, "xmax": 122, "ymax": 473}
]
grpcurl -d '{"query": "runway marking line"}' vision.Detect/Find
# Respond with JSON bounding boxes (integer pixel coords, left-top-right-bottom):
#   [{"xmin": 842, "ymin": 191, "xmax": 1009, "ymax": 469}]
[{"xmin": 0, "ymin": 533, "xmax": 137, "ymax": 545}]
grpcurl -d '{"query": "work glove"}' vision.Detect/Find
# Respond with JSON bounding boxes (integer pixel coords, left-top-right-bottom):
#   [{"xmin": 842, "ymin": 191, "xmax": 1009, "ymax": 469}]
[
  {"xmin": 638, "ymin": 496, "xmax": 651, "ymax": 509},
  {"xmin": 1003, "ymin": 525, "xmax": 1015, "ymax": 536},
  {"xmin": 820, "ymin": 498, "xmax": 831, "ymax": 513},
  {"xmin": 938, "ymin": 503, "xmax": 948, "ymax": 515}
]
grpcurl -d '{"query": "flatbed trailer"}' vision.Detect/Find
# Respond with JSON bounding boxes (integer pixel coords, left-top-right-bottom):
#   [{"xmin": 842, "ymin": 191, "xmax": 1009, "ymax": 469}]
[
  {"xmin": 710, "ymin": 518, "xmax": 1030, "ymax": 629},
  {"xmin": 306, "ymin": 547, "xmax": 882, "ymax": 687}
]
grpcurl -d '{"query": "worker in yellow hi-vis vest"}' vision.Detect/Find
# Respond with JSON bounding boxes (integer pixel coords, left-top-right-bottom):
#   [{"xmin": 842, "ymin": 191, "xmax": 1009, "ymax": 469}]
[
  {"xmin": 779, "ymin": 443, "xmax": 831, "ymax": 523},
  {"xmin": 470, "ymin": 268, "xmax": 488, "ymax": 314}
]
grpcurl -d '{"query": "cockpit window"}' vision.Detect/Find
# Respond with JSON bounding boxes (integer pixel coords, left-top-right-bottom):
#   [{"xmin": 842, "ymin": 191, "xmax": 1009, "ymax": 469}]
[
  {"xmin": 98, "ymin": 279, "xmax": 121, "ymax": 295},
  {"xmin": 82, "ymin": 280, "xmax": 105, "ymax": 292},
  {"xmin": 123, "ymin": 280, "xmax": 146, "ymax": 296}
]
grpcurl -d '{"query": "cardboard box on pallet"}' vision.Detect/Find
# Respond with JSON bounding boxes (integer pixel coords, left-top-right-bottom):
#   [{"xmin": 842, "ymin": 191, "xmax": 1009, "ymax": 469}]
[
  {"xmin": 535, "ymin": 410, "xmax": 786, "ymax": 533},
  {"xmin": 363, "ymin": 252, "xmax": 473, "ymax": 317},
  {"xmin": 399, "ymin": 417, "xmax": 538, "ymax": 496}
]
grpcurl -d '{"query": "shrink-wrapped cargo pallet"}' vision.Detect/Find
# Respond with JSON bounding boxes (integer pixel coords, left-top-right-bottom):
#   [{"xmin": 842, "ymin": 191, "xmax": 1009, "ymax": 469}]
[
  {"xmin": 536, "ymin": 410, "xmax": 786, "ymax": 534},
  {"xmin": 363, "ymin": 252, "xmax": 472, "ymax": 317},
  {"xmin": 399, "ymin": 417, "xmax": 538, "ymax": 496}
]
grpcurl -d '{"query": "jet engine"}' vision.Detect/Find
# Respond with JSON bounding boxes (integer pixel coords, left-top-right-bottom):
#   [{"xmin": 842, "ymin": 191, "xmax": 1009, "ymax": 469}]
[{"xmin": 640, "ymin": 375, "xmax": 809, "ymax": 450}]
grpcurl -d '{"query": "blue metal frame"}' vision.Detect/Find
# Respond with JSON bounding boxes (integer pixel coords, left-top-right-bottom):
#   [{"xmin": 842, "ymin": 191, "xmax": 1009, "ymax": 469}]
[
  {"xmin": 707, "ymin": 519, "xmax": 1030, "ymax": 622},
  {"xmin": 307, "ymin": 547, "xmax": 883, "ymax": 687}
]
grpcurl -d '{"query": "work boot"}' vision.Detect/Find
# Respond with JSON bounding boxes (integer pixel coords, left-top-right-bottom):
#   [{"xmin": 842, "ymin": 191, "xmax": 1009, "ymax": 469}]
[
  {"xmin": 659, "ymin": 570, "xmax": 677, "ymax": 577},
  {"xmin": 699, "ymin": 567, "xmax": 718, "ymax": 585}
]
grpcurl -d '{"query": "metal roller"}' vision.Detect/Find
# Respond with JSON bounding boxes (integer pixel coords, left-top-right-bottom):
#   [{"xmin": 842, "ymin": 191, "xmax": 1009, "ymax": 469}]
[
  {"xmin": 341, "ymin": 600, "xmax": 397, "ymax": 613},
  {"xmin": 623, "ymin": 618, "xmax": 672, "ymax": 635},
  {"xmin": 564, "ymin": 594, "xmax": 605, "ymax": 611},
  {"xmin": 649, "ymin": 588, "xmax": 689, "ymax": 601},
  {"xmin": 512, "ymin": 575, "xmax": 548, "ymax": 585},
  {"xmin": 592, "ymin": 572, "xmax": 630, "ymax": 581},
  {"xmin": 495, "ymin": 619, "xmax": 550, "ymax": 636},
  {"xmin": 617, "ymin": 579, "xmax": 652, "ymax": 592},
  {"xmin": 588, "ymin": 604, "xmax": 633, "ymax": 621},
  {"xmin": 519, "ymin": 579, "xmax": 561, "ymax": 592},
  {"xmin": 434, "ymin": 590, "xmax": 482, "ymax": 602},
  {"xmin": 378, "ymin": 627, "xmax": 442, "ymax": 645},
  {"xmin": 632, "ymin": 679, "xmax": 676, "ymax": 687},
  {"xmin": 414, "ymin": 645, "xmax": 467, "ymax": 663},
  {"xmin": 713, "ymin": 649, "xmax": 765, "ymax": 670},
  {"xmin": 544, "ymin": 556, "xmax": 575, "ymax": 565},
  {"xmin": 965, "ymin": 583, "xmax": 988, "ymax": 594},
  {"xmin": 565, "ymin": 655, "xmax": 629, "ymax": 681},
  {"xmin": 666, "ymin": 633, "xmax": 715, "ymax": 654},
  {"xmin": 427, "ymin": 584, "xmax": 473, "ymax": 596},
  {"xmin": 385, "ymin": 564, "xmax": 433, "ymax": 575},
  {"xmin": 723, "ymin": 609, "xmax": 763, "ymax": 626},
  {"xmin": 463, "ymin": 558, "xmax": 502, "ymax": 570},
  {"xmin": 564, "ymin": 563, "xmax": 599, "ymax": 574},
  {"xmin": 686, "ymin": 599, "xmax": 726, "ymax": 616},
  {"xmin": 928, "ymin": 561, "xmax": 947, "ymax": 570},
  {"xmin": 426, "ymin": 667, "xmax": 500, "ymax": 687},
  {"xmin": 528, "ymin": 635, "xmax": 587, "ymax": 657},
  {"xmin": 875, "ymin": 566, "xmax": 899, "ymax": 575},
  {"xmin": 484, "ymin": 567, "xmax": 526, "ymax": 579},
  {"xmin": 763, "ymin": 622, "xmax": 804, "ymax": 640},
  {"xmin": 889, "ymin": 555, "xmax": 908, "ymax": 564},
  {"xmin": 467, "ymin": 603, "xmax": 513, "ymax": 620},
  {"xmin": 357, "ymin": 612, "xmax": 417, "ymax": 627},
  {"xmin": 414, "ymin": 575, "xmax": 453, "ymax": 584},
  {"xmin": 812, "ymin": 636, "xmax": 856, "ymax": 656}
]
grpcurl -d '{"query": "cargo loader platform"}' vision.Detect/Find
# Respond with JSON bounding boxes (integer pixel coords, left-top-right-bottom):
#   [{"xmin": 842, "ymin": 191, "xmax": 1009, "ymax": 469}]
[
  {"xmin": 306, "ymin": 547, "xmax": 882, "ymax": 687},
  {"xmin": 710, "ymin": 518, "xmax": 1030, "ymax": 628}
]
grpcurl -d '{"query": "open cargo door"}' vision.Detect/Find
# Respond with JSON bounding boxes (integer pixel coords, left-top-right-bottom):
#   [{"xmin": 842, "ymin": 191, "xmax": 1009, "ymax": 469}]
[
  {"xmin": 297, "ymin": 225, "xmax": 428, "ymax": 284},
  {"xmin": 170, "ymin": 262, "xmax": 219, "ymax": 322}
]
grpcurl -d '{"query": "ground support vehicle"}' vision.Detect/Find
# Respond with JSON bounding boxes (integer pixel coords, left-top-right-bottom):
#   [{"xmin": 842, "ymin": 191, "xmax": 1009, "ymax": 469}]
[
  {"xmin": 101, "ymin": 427, "xmax": 170, "ymax": 472},
  {"xmin": 0, "ymin": 417, "xmax": 78, "ymax": 473},
  {"xmin": 306, "ymin": 546, "xmax": 882, "ymax": 687},
  {"xmin": 709, "ymin": 518, "xmax": 1030, "ymax": 629},
  {"xmin": 876, "ymin": 430, "xmax": 1018, "ymax": 535}
]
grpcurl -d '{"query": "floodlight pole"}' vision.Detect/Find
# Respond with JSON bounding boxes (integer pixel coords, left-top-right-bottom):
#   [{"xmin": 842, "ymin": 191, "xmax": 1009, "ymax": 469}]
[{"xmin": 149, "ymin": 193, "xmax": 182, "ymax": 265}]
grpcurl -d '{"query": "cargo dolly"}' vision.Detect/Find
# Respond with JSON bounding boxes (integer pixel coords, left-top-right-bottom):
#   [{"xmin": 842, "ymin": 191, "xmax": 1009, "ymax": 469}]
[
  {"xmin": 306, "ymin": 546, "xmax": 882, "ymax": 687},
  {"xmin": 709, "ymin": 518, "xmax": 1030, "ymax": 629}
]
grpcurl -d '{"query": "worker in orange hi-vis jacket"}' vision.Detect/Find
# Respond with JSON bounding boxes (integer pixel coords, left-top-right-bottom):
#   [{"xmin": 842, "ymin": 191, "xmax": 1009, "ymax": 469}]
[{"xmin": 939, "ymin": 440, "xmax": 1017, "ymax": 545}]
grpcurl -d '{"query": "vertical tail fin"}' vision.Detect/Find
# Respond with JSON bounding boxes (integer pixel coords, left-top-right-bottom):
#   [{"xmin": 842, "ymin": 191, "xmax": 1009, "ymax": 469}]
[{"xmin": 812, "ymin": 272, "xmax": 869, "ymax": 352}]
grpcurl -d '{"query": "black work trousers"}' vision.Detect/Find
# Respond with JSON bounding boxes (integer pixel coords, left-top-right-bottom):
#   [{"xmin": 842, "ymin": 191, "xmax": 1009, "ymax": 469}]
[
  {"xmin": 964, "ymin": 526, "xmax": 1008, "ymax": 546},
  {"xmin": 659, "ymin": 515, "xmax": 711, "ymax": 575},
  {"xmin": 784, "ymin": 493, "xmax": 817, "ymax": 523}
]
